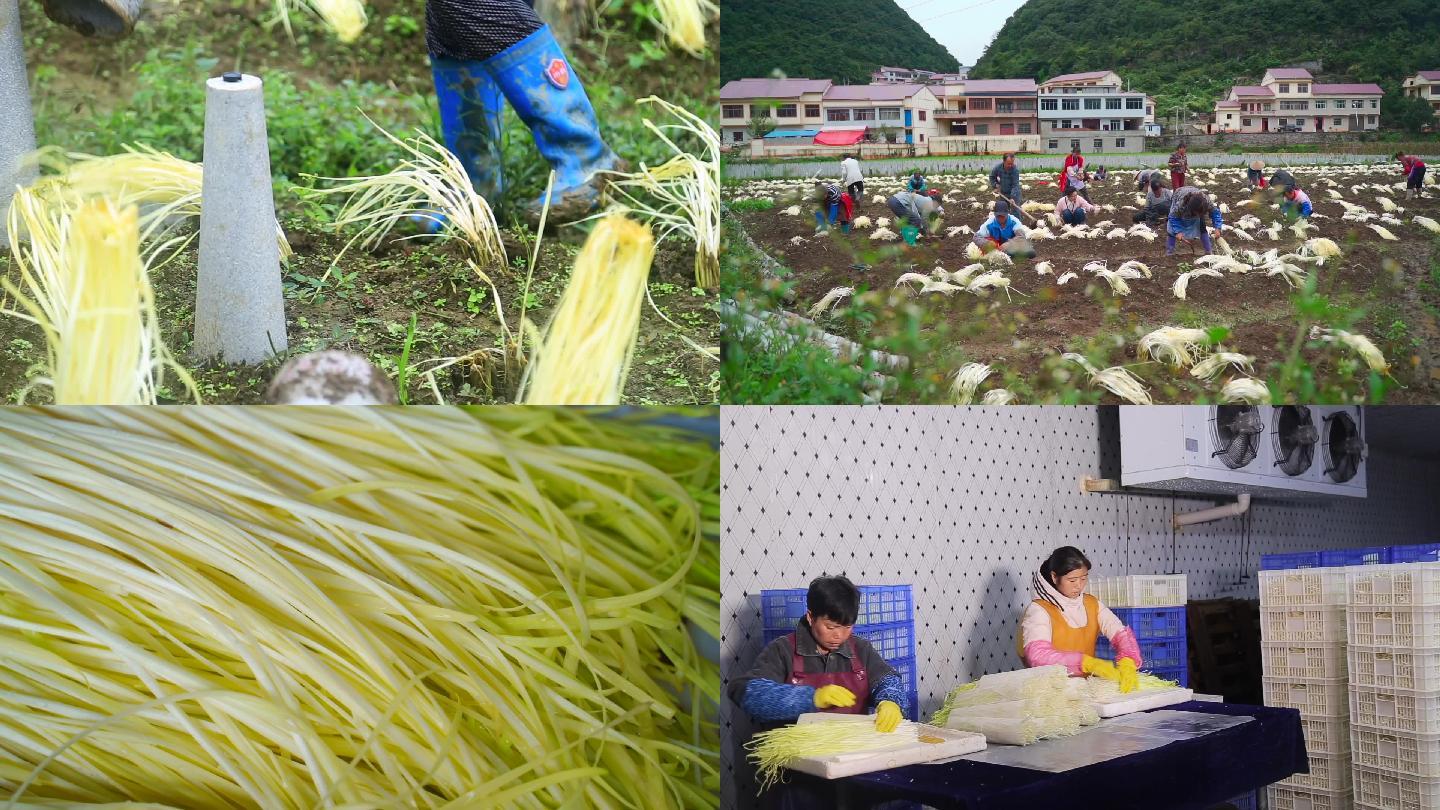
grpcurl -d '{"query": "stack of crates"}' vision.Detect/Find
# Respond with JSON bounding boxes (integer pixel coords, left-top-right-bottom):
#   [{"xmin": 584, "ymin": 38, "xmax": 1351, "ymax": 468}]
[
  {"xmin": 1345, "ymin": 562, "xmax": 1440, "ymax": 810},
  {"xmin": 1088, "ymin": 574, "xmax": 1189, "ymax": 686},
  {"xmin": 760, "ymin": 585, "xmax": 919, "ymax": 719},
  {"xmin": 1260, "ymin": 551, "xmax": 1367, "ymax": 810}
]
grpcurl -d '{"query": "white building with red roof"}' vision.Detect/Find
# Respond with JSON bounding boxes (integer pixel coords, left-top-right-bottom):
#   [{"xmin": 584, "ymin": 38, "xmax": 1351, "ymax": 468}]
[
  {"xmin": 1211, "ymin": 68, "xmax": 1382, "ymax": 134},
  {"xmin": 718, "ymin": 78, "xmax": 941, "ymax": 148},
  {"xmin": 1402, "ymin": 71, "xmax": 1440, "ymax": 125}
]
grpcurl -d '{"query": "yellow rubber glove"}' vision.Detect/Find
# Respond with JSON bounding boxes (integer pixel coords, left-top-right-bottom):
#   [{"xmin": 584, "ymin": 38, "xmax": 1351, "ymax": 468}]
[
  {"xmin": 874, "ymin": 700, "xmax": 903, "ymax": 733},
  {"xmin": 1118, "ymin": 658, "xmax": 1139, "ymax": 694},
  {"xmin": 813, "ymin": 684, "xmax": 857, "ymax": 709},
  {"xmin": 1082, "ymin": 655, "xmax": 1120, "ymax": 682}
]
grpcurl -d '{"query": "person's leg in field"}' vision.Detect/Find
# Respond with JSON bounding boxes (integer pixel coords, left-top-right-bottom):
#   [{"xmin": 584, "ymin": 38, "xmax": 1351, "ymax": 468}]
[{"xmin": 426, "ymin": 0, "xmax": 621, "ymax": 225}]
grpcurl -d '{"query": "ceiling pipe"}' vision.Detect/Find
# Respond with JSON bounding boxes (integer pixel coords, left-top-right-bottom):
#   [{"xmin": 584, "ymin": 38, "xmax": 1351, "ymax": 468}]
[{"xmin": 1174, "ymin": 493, "xmax": 1251, "ymax": 528}]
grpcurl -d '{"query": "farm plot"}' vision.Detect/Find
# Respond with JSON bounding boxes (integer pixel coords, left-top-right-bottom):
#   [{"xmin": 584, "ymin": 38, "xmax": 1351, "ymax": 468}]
[{"xmin": 725, "ymin": 162, "xmax": 1440, "ymax": 404}]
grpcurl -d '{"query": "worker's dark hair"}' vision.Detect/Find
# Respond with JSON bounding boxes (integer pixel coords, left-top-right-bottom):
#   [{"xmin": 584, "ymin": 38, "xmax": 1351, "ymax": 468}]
[
  {"xmin": 807, "ymin": 575, "xmax": 860, "ymax": 626},
  {"xmin": 1150, "ymin": 177, "xmax": 1165, "ymax": 194},
  {"xmin": 1071, "ymin": 144, "xmax": 1081, "ymax": 153},
  {"xmin": 1002, "ymin": 152, "xmax": 1016, "ymax": 161},
  {"xmin": 1394, "ymin": 151, "xmax": 1406, "ymax": 160},
  {"xmin": 1181, "ymin": 192, "xmax": 1212, "ymax": 218},
  {"xmin": 1042, "ymin": 546, "xmax": 1092, "ymax": 586},
  {"xmin": 1176, "ymin": 142, "xmax": 1186, "ymax": 149}
]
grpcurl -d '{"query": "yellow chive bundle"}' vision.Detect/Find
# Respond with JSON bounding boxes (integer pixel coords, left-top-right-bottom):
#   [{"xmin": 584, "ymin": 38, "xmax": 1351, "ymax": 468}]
[
  {"xmin": 2, "ymin": 191, "xmax": 197, "ymax": 404},
  {"xmin": 0, "ymin": 406, "xmax": 719, "ymax": 809},
  {"xmin": 521, "ymin": 213, "xmax": 656, "ymax": 404}
]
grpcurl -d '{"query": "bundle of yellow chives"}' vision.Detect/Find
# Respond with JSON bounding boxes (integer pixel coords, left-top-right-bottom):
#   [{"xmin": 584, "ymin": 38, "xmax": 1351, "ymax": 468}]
[
  {"xmin": 1, "ymin": 191, "xmax": 198, "ymax": 404},
  {"xmin": 0, "ymin": 406, "xmax": 719, "ymax": 809},
  {"xmin": 521, "ymin": 212, "xmax": 655, "ymax": 405}
]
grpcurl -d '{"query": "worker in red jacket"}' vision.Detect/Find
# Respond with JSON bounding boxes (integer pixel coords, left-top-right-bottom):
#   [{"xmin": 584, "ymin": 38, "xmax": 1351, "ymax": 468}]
[
  {"xmin": 1396, "ymin": 152, "xmax": 1428, "ymax": 200},
  {"xmin": 1168, "ymin": 143, "xmax": 1188, "ymax": 192},
  {"xmin": 1058, "ymin": 144, "xmax": 1084, "ymax": 194}
]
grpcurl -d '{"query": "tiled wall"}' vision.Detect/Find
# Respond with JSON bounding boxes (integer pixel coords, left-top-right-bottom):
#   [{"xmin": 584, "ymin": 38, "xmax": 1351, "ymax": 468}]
[{"xmin": 719, "ymin": 406, "xmax": 1440, "ymax": 810}]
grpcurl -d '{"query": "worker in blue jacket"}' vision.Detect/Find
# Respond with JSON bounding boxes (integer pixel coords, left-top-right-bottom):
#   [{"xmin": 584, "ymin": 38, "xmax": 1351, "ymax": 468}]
[{"xmin": 1166, "ymin": 186, "xmax": 1223, "ymax": 255}]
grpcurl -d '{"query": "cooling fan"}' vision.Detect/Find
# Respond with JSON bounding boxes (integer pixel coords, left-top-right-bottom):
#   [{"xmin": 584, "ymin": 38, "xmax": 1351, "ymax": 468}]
[
  {"xmin": 1210, "ymin": 405, "xmax": 1263, "ymax": 469},
  {"xmin": 1272, "ymin": 405, "xmax": 1319, "ymax": 476}
]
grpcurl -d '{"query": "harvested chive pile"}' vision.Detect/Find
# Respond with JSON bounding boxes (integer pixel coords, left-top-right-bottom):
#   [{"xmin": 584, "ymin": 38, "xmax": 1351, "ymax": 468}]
[{"xmin": 0, "ymin": 407, "xmax": 719, "ymax": 809}]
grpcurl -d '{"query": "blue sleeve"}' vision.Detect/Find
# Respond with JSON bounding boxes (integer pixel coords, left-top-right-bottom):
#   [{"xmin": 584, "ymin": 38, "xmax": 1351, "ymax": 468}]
[
  {"xmin": 870, "ymin": 673, "xmax": 907, "ymax": 717},
  {"xmin": 742, "ymin": 678, "xmax": 817, "ymax": 723},
  {"xmin": 1301, "ymin": 200, "xmax": 1313, "ymax": 217},
  {"xmin": 1210, "ymin": 208, "xmax": 1223, "ymax": 229}
]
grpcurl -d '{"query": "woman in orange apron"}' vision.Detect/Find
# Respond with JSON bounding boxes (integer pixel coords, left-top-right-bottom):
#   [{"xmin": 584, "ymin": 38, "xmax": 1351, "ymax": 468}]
[{"xmin": 1017, "ymin": 546, "xmax": 1143, "ymax": 692}]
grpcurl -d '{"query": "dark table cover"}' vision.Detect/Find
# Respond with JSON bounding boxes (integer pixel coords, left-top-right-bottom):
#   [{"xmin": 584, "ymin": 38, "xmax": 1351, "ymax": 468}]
[{"xmin": 825, "ymin": 702, "xmax": 1305, "ymax": 810}]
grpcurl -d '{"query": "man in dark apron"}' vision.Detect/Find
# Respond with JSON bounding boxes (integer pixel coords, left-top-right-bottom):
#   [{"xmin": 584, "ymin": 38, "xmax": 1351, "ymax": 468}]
[
  {"xmin": 728, "ymin": 576, "xmax": 908, "ymax": 809},
  {"xmin": 425, "ymin": 0, "xmax": 622, "ymax": 225}
]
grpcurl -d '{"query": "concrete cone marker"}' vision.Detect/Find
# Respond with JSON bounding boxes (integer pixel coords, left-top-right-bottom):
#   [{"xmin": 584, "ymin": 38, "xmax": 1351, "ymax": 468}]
[
  {"xmin": 194, "ymin": 71, "xmax": 288, "ymax": 364},
  {"xmin": 0, "ymin": 0, "xmax": 38, "ymax": 243}
]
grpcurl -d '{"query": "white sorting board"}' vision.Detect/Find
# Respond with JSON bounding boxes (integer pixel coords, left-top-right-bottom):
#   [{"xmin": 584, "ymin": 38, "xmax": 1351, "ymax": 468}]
[
  {"xmin": 1090, "ymin": 686, "xmax": 1194, "ymax": 718},
  {"xmin": 783, "ymin": 713, "xmax": 987, "ymax": 780}
]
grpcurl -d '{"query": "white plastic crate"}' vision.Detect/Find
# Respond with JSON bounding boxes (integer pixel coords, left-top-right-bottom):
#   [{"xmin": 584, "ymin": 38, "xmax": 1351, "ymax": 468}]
[
  {"xmin": 1279, "ymin": 751, "xmax": 1354, "ymax": 791},
  {"xmin": 1350, "ymin": 686, "xmax": 1440, "ymax": 735},
  {"xmin": 1267, "ymin": 784, "xmax": 1354, "ymax": 810},
  {"xmin": 1351, "ymin": 725, "xmax": 1440, "ymax": 779},
  {"xmin": 1263, "ymin": 567, "xmax": 1350, "ymax": 607},
  {"xmin": 1348, "ymin": 564, "xmax": 1440, "ymax": 608},
  {"xmin": 1087, "ymin": 574, "xmax": 1187, "ymax": 607},
  {"xmin": 1302, "ymin": 714, "xmax": 1353, "ymax": 755},
  {"xmin": 1348, "ymin": 646, "xmax": 1440, "ymax": 692},
  {"xmin": 1347, "ymin": 606, "xmax": 1440, "ymax": 648},
  {"xmin": 1263, "ymin": 676, "xmax": 1349, "ymax": 716},
  {"xmin": 1352, "ymin": 763, "xmax": 1440, "ymax": 809},
  {"xmin": 1262, "ymin": 606, "xmax": 1349, "ymax": 643},
  {"xmin": 1263, "ymin": 642, "xmax": 1349, "ymax": 680}
]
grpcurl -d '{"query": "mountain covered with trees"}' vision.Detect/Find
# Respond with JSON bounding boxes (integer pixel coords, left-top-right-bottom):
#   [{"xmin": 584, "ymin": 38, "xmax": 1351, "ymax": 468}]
[
  {"xmin": 970, "ymin": 0, "xmax": 1440, "ymax": 122},
  {"xmin": 720, "ymin": 0, "xmax": 959, "ymax": 85}
]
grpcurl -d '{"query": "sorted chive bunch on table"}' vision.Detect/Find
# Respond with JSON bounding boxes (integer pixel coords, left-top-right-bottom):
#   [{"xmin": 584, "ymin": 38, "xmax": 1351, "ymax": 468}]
[
  {"xmin": 745, "ymin": 719, "xmax": 943, "ymax": 792},
  {"xmin": 0, "ymin": 406, "xmax": 719, "ymax": 809}
]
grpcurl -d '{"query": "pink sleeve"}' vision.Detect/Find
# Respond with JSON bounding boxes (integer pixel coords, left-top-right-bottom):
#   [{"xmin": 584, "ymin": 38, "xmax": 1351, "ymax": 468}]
[
  {"xmin": 1024, "ymin": 641, "xmax": 1085, "ymax": 676},
  {"xmin": 1110, "ymin": 627, "xmax": 1143, "ymax": 668}
]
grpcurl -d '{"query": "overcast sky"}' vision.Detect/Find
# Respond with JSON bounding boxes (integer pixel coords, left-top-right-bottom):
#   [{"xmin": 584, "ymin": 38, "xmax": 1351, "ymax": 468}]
[{"xmin": 900, "ymin": 0, "xmax": 1030, "ymax": 67}]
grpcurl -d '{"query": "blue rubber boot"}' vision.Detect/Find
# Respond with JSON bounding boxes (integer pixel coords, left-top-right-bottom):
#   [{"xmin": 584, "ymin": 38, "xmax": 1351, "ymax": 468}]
[
  {"xmin": 418, "ymin": 58, "xmax": 506, "ymax": 233},
  {"xmin": 484, "ymin": 25, "xmax": 622, "ymax": 224}
]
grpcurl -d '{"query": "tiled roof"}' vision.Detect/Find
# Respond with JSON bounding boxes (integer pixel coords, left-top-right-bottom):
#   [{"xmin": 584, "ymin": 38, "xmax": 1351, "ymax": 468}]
[
  {"xmin": 1311, "ymin": 83, "xmax": 1384, "ymax": 95},
  {"xmin": 719, "ymin": 78, "xmax": 833, "ymax": 99}
]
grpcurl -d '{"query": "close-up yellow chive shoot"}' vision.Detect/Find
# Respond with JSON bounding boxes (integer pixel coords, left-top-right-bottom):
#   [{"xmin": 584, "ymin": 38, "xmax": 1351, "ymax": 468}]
[
  {"xmin": 305, "ymin": 117, "xmax": 507, "ymax": 272},
  {"xmin": 653, "ymin": 0, "xmax": 716, "ymax": 55},
  {"xmin": 274, "ymin": 0, "xmax": 368, "ymax": 42},
  {"xmin": 0, "ymin": 406, "xmax": 719, "ymax": 809},
  {"xmin": 521, "ymin": 212, "xmax": 655, "ymax": 405},
  {"xmin": 1, "ymin": 191, "xmax": 198, "ymax": 404},
  {"xmin": 598, "ymin": 97, "xmax": 719, "ymax": 290},
  {"xmin": 30, "ymin": 145, "xmax": 292, "ymax": 266}
]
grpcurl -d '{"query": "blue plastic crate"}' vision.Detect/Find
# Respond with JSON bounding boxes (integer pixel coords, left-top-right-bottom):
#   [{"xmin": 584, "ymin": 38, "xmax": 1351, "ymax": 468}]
[
  {"xmin": 1110, "ymin": 606, "xmax": 1187, "ymax": 639},
  {"xmin": 1148, "ymin": 665, "xmax": 1188, "ymax": 687},
  {"xmin": 761, "ymin": 622, "xmax": 916, "ymax": 664},
  {"xmin": 1319, "ymin": 546, "xmax": 1391, "ymax": 567},
  {"xmin": 1391, "ymin": 543, "xmax": 1440, "ymax": 564},
  {"xmin": 761, "ymin": 585, "xmax": 913, "ymax": 631},
  {"xmin": 1096, "ymin": 635, "xmax": 1187, "ymax": 670},
  {"xmin": 1261, "ymin": 551, "xmax": 1323, "ymax": 571},
  {"xmin": 889, "ymin": 656, "xmax": 921, "ymax": 720}
]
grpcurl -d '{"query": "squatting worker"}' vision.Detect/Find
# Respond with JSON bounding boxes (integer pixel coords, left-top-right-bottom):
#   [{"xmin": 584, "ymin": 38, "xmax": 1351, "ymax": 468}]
[{"xmin": 424, "ymin": 0, "xmax": 624, "ymax": 226}]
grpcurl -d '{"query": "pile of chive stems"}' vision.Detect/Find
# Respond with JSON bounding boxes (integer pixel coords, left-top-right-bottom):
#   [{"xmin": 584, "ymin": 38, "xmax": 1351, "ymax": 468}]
[{"xmin": 0, "ymin": 406, "xmax": 719, "ymax": 809}]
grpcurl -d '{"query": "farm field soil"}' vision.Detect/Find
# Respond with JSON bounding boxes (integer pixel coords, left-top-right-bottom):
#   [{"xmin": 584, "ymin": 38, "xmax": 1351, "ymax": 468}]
[{"xmin": 730, "ymin": 166, "xmax": 1440, "ymax": 403}]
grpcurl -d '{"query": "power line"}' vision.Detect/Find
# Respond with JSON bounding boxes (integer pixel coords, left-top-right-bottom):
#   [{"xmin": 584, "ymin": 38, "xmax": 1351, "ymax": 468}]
[{"xmin": 917, "ymin": 0, "xmax": 1013, "ymax": 25}]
